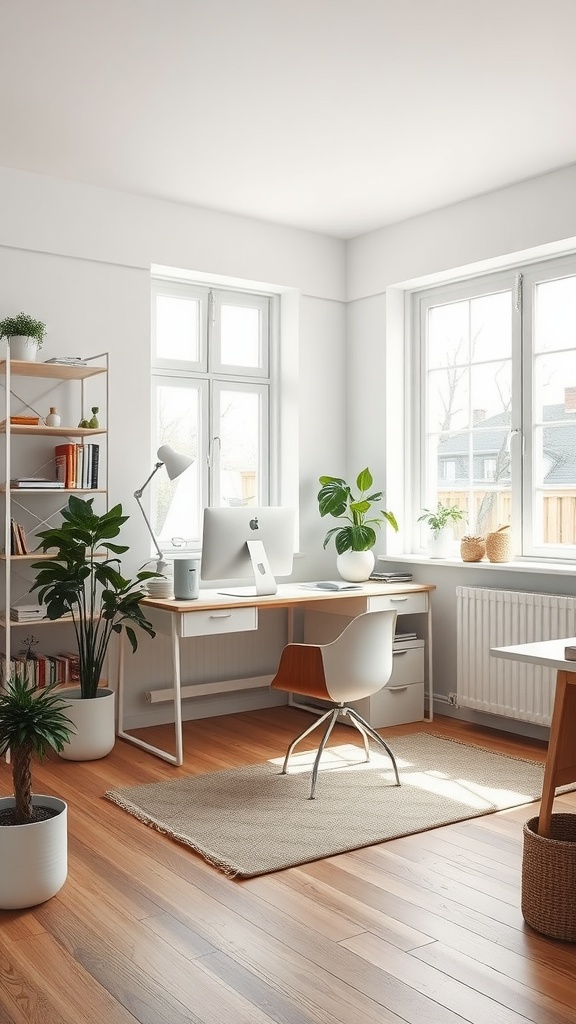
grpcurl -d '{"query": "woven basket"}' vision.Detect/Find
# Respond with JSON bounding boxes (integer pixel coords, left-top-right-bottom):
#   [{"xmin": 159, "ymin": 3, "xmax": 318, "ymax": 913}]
[
  {"xmin": 460, "ymin": 536, "xmax": 485, "ymax": 562},
  {"xmin": 522, "ymin": 815, "xmax": 576, "ymax": 941},
  {"xmin": 486, "ymin": 525, "xmax": 510, "ymax": 563}
]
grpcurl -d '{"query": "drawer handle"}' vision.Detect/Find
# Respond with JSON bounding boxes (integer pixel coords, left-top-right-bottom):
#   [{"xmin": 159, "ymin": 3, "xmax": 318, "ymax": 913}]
[
  {"xmin": 392, "ymin": 649, "xmax": 408, "ymax": 656},
  {"xmin": 390, "ymin": 597, "xmax": 409, "ymax": 603},
  {"xmin": 210, "ymin": 612, "xmax": 233, "ymax": 619},
  {"xmin": 388, "ymin": 685, "xmax": 409, "ymax": 693}
]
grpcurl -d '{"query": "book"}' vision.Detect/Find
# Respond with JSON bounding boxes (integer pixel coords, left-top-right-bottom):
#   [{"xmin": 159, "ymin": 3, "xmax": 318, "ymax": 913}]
[
  {"xmin": 54, "ymin": 443, "xmax": 77, "ymax": 488},
  {"xmin": 44, "ymin": 356, "xmax": 87, "ymax": 365},
  {"xmin": 0, "ymin": 415, "xmax": 40, "ymax": 425},
  {"xmin": 299, "ymin": 581, "xmax": 363, "ymax": 592},
  {"xmin": 10, "ymin": 478, "xmax": 65, "ymax": 488},
  {"xmin": 90, "ymin": 443, "xmax": 100, "ymax": 488}
]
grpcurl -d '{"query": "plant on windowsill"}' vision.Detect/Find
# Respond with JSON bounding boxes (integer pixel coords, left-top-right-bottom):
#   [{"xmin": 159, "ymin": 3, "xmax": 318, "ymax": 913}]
[
  {"xmin": 0, "ymin": 311, "xmax": 47, "ymax": 361},
  {"xmin": 30, "ymin": 495, "xmax": 159, "ymax": 760},
  {"xmin": 418, "ymin": 502, "xmax": 465, "ymax": 559},
  {"xmin": 0, "ymin": 674, "xmax": 73, "ymax": 908},
  {"xmin": 318, "ymin": 467, "xmax": 398, "ymax": 581}
]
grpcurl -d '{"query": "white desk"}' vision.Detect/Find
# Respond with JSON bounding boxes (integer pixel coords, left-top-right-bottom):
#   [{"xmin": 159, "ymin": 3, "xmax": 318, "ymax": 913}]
[
  {"xmin": 117, "ymin": 581, "xmax": 435, "ymax": 765},
  {"xmin": 492, "ymin": 637, "xmax": 576, "ymax": 836}
]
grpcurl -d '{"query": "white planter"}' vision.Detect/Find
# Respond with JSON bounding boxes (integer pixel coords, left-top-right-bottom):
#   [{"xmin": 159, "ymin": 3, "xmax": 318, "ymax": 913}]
[
  {"xmin": 336, "ymin": 549, "xmax": 375, "ymax": 582},
  {"xmin": 7, "ymin": 335, "xmax": 40, "ymax": 361},
  {"xmin": 427, "ymin": 528, "xmax": 454, "ymax": 559},
  {"xmin": 0, "ymin": 796, "xmax": 67, "ymax": 909},
  {"xmin": 59, "ymin": 687, "xmax": 115, "ymax": 761}
]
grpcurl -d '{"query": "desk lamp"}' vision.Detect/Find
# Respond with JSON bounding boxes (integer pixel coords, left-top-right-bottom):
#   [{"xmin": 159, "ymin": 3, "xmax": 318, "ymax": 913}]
[{"xmin": 134, "ymin": 444, "xmax": 194, "ymax": 573}]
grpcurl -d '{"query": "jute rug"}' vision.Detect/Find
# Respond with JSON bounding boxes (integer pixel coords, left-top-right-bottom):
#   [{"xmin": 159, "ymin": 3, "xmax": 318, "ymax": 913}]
[{"xmin": 105, "ymin": 733, "xmax": 554, "ymax": 878}]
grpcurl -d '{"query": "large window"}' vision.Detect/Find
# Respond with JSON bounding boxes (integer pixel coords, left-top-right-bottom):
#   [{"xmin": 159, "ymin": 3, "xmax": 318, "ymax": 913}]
[
  {"xmin": 151, "ymin": 278, "xmax": 273, "ymax": 553},
  {"xmin": 412, "ymin": 255, "xmax": 576, "ymax": 560}
]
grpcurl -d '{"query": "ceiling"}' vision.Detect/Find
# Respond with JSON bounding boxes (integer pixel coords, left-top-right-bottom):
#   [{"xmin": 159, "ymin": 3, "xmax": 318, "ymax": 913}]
[{"xmin": 1, "ymin": 0, "xmax": 576, "ymax": 239}]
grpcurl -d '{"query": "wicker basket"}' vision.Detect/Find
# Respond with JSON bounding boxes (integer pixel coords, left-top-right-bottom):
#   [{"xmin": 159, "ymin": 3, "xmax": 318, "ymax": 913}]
[
  {"xmin": 522, "ymin": 815, "xmax": 576, "ymax": 941},
  {"xmin": 485, "ymin": 525, "xmax": 510, "ymax": 563},
  {"xmin": 460, "ymin": 536, "xmax": 485, "ymax": 562}
]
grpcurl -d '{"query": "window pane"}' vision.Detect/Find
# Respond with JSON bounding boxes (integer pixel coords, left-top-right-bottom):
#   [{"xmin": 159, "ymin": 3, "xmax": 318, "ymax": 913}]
[
  {"xmin": 219, "ymin": 390, "xmax": 260, "ymax": 506},
  {"xmin": 156, "ymin": 295, "xmax": 200, "ymax": 361},
  {"xmin": 428, "ymin": 301, "xmax": 469, "ymax": 368},
  {"xmin": 535, "ymin": 277, "xmax": 576, "ymax": 352},
  {"xmin": 470, "ymin": 292, "xmax": 511, "ymax": 361},
  {"xmin": 154, "ymin": 385, "xmax": 200, "ymax": 545},
  {"xmin": 221, "ymin": 304, "xmax": 260, "ymax": 367}
]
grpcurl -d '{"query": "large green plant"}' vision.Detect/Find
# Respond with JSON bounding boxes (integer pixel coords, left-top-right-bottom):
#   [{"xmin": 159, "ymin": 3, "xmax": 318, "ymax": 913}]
[
  {"xmin": 30, "ymin": 496, "xmax": 157, "ymax": 700},
  {"xmin": 0, "ymin": 675, "xmax": 73, "ymax": 825},
  {"xmin": 0, "ymin": 312, "xmax": 46, "ymax": 347},
  {"xmin": 318, "ymin": 467, "xmax": 398, "ymax": 553}
]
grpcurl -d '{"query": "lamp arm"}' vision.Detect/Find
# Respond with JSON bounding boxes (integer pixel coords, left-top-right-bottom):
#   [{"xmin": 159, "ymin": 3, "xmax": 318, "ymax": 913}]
[{"xmin": 134, "ymin": 462, "xmax": 164, "ymax": 563}]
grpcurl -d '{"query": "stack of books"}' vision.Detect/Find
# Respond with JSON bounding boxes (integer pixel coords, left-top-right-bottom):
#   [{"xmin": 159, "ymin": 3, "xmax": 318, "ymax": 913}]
[
  {"xmin": 10, "ymin": 476, "xmax": 64, "ymax": 489},
  {"xmin": 369, "ymin": 570, "xmax": 413, "ymax": 583},
  {"xmin": 10, "ymin": 604, "xmax": 46, "ymax": 622},
  {"xmin": 54, "ymin": 442, "xmax": 100, "ymax": 488},
  {"xmin": 0, "ymin": 415, "xmax": 40, "ymax": 426},
  {"xmin": 44, "ymin": 356, "xmax": 87, "ymax": 367}
]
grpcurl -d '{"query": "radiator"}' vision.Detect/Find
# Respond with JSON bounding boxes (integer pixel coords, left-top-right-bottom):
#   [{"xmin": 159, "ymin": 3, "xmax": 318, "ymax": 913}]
[{"xmin": 456, "ymin": 586, "xmax": 576, "ymax": 726}]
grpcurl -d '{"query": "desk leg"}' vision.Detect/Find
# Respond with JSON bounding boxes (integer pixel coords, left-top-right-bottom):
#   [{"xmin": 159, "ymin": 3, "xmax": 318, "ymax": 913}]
[
  {"xmin": 538, "ymin": 670, "xmax": 576, "ymax": 836},
  {"xmin": 426, "ymin": 603, "xmax": 433, "ymax": 722},
  {"xmin": 116, "ymin": 623, "xmax": 184, "ymax": 767}
]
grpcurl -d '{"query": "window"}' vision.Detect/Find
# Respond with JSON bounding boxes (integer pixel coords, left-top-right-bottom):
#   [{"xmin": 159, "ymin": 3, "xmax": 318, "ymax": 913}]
[
  {"xmin": 151, "ymin": 278, "xmax": 273, "ymax": 553},
  {"xmin": 412, "ymin": 255, "xmax": 576, "ymax": 560}
]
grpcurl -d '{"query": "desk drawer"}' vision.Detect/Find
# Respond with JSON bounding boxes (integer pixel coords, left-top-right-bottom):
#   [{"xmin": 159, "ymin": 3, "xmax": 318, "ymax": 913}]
[
  {"xmin": 366, "ymin": 592, "xmax": 428, "ymax": 615},
  {"xmin": 180, "ymin": 606, "xmax": 257, "ymax": 637}
]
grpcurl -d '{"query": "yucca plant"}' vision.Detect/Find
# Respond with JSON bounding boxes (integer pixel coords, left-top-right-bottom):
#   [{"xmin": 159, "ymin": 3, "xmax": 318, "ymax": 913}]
[
  {"xmin": 0, "ymin": 675, "xmax": 73, "ymax": 825},
  {"xmin": 318, "ymin": 467, "xmax": 398, "ymax": 553},
  {"xmin": 30, "ymin": 495, "xmax": 158, "ymax": 700}
]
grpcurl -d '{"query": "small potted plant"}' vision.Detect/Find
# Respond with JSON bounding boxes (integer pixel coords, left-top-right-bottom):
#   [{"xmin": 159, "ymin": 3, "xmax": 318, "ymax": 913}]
[
  {"xmin": 0, "ymin": 674, "xmax": 73, "ymax": 909},
  {"xmin": 0, "ymin": 311, "xmax": 47, "ymax": 361},
  {"xmin": 418, "ymin": 502, "xmax": 465, "ymax": 558},
  {"xmin": 318, "ymin": 467, "xmax": 398, "ymax": 581},
  {"xmin": 30, "ymin": 495, "xmax": 158, "ymax": 760}
]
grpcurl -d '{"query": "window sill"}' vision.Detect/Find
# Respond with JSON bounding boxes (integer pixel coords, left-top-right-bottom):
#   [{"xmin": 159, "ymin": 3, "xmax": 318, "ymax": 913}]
[{"xmin": 379, "ymin": 554, "xmax": 576, "ymax": 577}]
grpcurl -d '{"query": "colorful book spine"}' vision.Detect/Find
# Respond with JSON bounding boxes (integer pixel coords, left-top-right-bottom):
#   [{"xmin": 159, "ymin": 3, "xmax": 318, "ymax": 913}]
[{"xmin": 54, "ymin": 443, "xmax": 77, "ymax": 488}]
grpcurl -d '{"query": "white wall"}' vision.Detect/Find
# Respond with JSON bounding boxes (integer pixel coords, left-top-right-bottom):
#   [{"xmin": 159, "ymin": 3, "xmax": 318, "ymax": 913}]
[
  {"xmin": 0, "ymin": 168, "xmax": 347, "ymax": 727},
  {"xmin": 346, "ymin": 162, "xmax": 576, "ymax": 737}
]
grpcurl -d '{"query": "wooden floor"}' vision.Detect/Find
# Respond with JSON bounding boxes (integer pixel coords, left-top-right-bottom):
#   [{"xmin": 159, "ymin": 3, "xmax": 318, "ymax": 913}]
[{"xmin": 1, "ymin": 708, "xmax": 576, "ymax": 1024}]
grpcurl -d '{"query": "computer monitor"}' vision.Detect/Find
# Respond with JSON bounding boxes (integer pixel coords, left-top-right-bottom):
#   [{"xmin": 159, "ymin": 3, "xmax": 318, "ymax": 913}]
[{"xmin": 200, "ymin": 506, "xmax": 295, "ymax": 597}]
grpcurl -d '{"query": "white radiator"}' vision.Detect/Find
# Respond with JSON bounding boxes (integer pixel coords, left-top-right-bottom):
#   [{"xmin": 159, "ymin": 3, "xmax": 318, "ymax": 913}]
[{"xmin": 456, "ymin": 586, "xmax": 576, "ymax": 726}]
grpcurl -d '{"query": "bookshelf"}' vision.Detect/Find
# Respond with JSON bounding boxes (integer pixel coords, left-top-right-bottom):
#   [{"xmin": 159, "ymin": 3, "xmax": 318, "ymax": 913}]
[{"xmin": 0, "ymin": 354, "xmax": 108, "ymax": 682}]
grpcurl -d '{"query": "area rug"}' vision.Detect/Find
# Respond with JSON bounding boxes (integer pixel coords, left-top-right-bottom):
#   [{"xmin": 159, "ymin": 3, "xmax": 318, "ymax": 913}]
[{"xmin": 105, "ymin": 733, "xmax": 555, "ymax": 878}]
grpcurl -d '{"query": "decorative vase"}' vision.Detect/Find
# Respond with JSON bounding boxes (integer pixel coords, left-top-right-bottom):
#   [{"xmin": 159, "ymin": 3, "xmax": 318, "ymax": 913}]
[
  {"xmin": 427, "ymin": 528, "xmax": 453, "ymax": 559},
  {"xmin": 0, "ymin": 796, "xmax": 67, "ymax": 909},
  {"xmin": 58, "ymin": 687, "xmax": 115, "ymax": 760},
  {"xmin": 336, "ymin": 549, "xmax": 375, "ymax": 582},
  {"xmin": 45, "ymin": 407, "xmax": 61, "ymax": 427},
  {"xmin": 8, "ymin": 335, "xmax": 39, "ymax": 361},
  {"xmin": 486, "ymin": 525, "xmax": 511, "ymax": 563}
]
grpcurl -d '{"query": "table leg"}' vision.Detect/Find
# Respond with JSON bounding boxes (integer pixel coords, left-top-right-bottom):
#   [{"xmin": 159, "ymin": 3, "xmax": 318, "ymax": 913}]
[{"xmin": 538, "ymin": 670, "xmax": 576, "ymax": 836}]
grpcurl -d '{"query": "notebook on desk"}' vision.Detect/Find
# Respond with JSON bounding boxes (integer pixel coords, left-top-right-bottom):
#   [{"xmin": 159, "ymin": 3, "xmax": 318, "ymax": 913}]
[{"xmin": 299, "ymin": 581, "xmax": 363, "ymax": 592}]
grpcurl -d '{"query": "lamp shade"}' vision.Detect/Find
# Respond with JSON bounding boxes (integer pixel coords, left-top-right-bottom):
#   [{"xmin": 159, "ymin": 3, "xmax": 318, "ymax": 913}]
[{"xmin": 157, "ymin": 444, "xmax": 194, "ymax": 481}]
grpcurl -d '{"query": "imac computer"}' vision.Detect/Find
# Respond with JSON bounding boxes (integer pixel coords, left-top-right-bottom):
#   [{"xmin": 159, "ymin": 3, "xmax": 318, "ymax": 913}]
[{"xmin": 200, "ymin": 506, "xmax": 295, "ymax": 597}]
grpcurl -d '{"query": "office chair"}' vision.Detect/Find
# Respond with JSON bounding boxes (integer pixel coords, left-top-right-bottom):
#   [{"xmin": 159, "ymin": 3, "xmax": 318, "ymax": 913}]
[{"xmin": 270, "ymin": 609, "xmax": 401, "ymax": 798}]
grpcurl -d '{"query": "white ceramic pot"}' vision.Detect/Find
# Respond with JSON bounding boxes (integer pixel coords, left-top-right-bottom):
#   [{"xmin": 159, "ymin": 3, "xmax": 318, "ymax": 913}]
[
  {"xmin": 58, "ymin": 687, "xmax": 115, "ymax": 761},
  {"xmin": 8, "ymin": 335, "xmax": 40, "ymax": 361},
  {"xmin": 336, "ymin": 549, "xmax": 375, "ymax": 582},
  {"xmin": 0, "ymin": 796, "xmax": 67, "ymax": 909},
  {"xmin": 427, "ymin": 528, "xmax": 453, "ymax": 559}
]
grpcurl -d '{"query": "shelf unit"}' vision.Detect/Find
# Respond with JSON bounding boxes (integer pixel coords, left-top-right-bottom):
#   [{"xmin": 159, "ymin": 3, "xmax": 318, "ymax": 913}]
[{"xmin": 0, "ymin": 355, "xmax": 108, "ymax": 679}]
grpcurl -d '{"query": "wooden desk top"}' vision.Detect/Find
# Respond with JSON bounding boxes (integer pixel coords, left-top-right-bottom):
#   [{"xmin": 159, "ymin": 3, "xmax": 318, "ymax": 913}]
[
  {"xmin": 141, "ymin": 581, "xmax": 435, "ymax": 615},
  {"xmin": 491, "ymin": 636, "xmax": 576, "ymax": 673}
]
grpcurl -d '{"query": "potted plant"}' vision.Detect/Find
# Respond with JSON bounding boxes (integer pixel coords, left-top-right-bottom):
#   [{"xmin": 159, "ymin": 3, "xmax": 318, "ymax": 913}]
[
  {"xmin": 30, "ymin": 495, "xmax": 158, "ymax": 760},
  {"xmin": 0, "ymin": 311, "xmax": 47, "ymax": 361},
  {"xmin": 318, "ymin": 467, "xmax": 398, "ymax": 581},
  {"xmin": 418, "ymin": 502, "xmax": 465, "ymax": 558},
  {"xmin": 0, "ymin": 674, "xmax": 73, "ymax": 908}
]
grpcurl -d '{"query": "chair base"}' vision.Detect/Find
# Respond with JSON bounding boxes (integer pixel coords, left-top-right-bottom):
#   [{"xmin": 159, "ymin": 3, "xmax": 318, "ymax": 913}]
[{"xmin": 280, "ymin": 704, "xmax": 401, "ymax": 799}]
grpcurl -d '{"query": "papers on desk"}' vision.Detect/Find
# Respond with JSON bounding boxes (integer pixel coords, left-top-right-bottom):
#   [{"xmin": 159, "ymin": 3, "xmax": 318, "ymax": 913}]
[{"xmin": 300, "ymin": 581, "xmax": 363, "ymax": 592}]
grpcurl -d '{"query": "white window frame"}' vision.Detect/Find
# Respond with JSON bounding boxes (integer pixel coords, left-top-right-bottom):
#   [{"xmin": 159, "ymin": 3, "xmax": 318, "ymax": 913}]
[
  {"xmin": 410, "ymin": 254, "xmax": 576, "ymax": 563},
  {"xmin": 150, "ymin": 275, "xmax": 276, "ymax": 554}
]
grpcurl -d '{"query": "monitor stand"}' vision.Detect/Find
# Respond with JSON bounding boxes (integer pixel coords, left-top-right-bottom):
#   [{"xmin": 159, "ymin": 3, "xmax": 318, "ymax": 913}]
[{"xmin": 218, "ymin": 540, "xmax": 278, "ymax": 598}]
